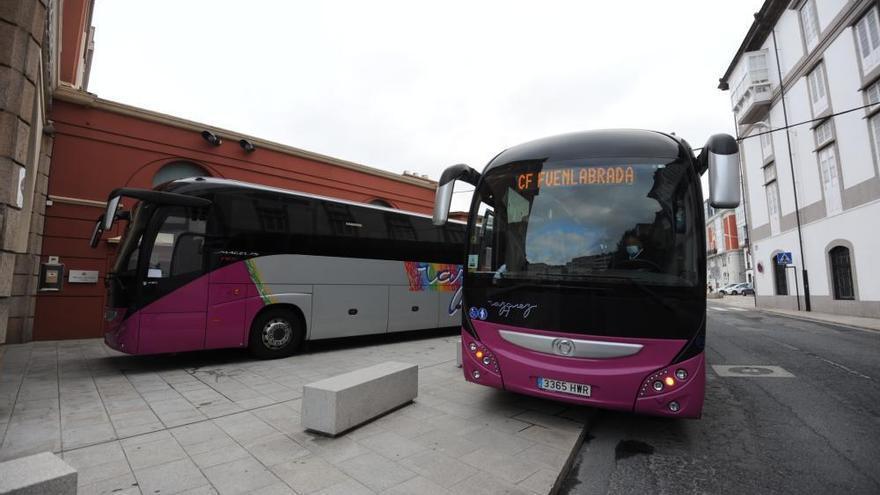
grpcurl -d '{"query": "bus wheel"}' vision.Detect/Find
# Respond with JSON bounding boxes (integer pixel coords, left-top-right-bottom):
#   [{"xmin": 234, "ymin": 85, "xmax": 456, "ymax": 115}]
[{"xmin": 249, "ymin": 308, "xmax": 303, "ymax": 359}]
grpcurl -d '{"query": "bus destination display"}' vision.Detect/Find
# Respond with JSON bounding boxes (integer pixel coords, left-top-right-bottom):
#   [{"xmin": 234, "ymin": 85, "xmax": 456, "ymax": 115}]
[{"xmin": 516, "ymin": 165, "xmax": 635, "ymax": 190}]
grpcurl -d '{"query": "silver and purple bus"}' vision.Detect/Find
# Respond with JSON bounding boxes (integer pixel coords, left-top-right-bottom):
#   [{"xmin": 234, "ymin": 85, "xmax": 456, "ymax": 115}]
[
  {"xmin": 92, "ymin": 178, "xmax": 465, "ymax": 358},
  {"xmin": 433, "ymin": 129, "xmax": 740, "ymax": 418}
]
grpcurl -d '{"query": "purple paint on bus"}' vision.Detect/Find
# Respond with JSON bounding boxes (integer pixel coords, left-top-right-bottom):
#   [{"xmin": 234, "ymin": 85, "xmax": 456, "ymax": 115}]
[
  {"xmin": 461, "ymin": 320, "xmax": 705, "ymax": 418},
  {"xmin": 104, "ymin": 261, "xmax": 265, "ymax": 355}
]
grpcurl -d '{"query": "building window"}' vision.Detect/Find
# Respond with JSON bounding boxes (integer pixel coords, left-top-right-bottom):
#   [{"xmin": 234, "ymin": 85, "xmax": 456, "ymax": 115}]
[
  {"xmin": 867, "ymin": 81, "xmax": 880, "ymax": 165},
  {"xmin": 856, "ymin": 7, "xmax": 880, "ymax": 75},
  {"xmin": 829, "ymin": 246, "xmax": 855, "ymax": 300},
  {"xmin": 814, "ymin": 120, "xmax": 833, "ymax": 147},
  {"xmin": 763, "ymin": 162, "xmax": 780, "ymax": 235},
  {"xmin": 818, "ymin": 146, "xmax": 842, "ymax": 215},
  {"xmin": 800, "ymin": 0, "xmax": 820, "ymax": 51},
  {"xmin": 773, "ymin": 255, "xmax": 788, "ymax": 296},
  {"xmin": 763, "ymin": 162, "xmax": 777, "ymax": 184},
  {"xmin": 153, "ymin": 161, "xmax": 209, "ymax": 187},
  {"xmin": 765, "ymin": 180, "xmax": 781, "ymax": 235},
  {"xmin": 867, "ymin": 80, "xmax": 880, "ymax": 104},
  {"xmin": 760, "ymin": 131, "xmax": 774, "ymax": 160},
  {"xmin": 807, "ymin": 64, "xmax": 829, "ymax": 115}
]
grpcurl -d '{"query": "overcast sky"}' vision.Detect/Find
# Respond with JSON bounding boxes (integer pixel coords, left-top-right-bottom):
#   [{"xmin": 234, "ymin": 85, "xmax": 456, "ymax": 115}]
[{"xmin": 89, "ymin": 0, "xmax": 762, "ymax": 210}]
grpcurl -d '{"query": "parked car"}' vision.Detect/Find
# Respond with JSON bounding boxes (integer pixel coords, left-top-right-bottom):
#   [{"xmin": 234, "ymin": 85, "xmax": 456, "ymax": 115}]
[
  {"xmin": 717, "ymin": 283, "xmax": 740, "ymax": 295},
  {"xmin": 721, "ymin": 282, "xmax": 753, "ymax": 295}
]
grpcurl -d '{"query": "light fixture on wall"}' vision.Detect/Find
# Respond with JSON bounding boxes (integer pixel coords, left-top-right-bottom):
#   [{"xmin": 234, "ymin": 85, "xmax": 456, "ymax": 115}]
[
  {"xmin": 239, "ymin": 139, "xmax": 256, "ymax": 153},
  {"xmin": 201, "ymin": 130, "xmax": 222, "ymax": 146}
]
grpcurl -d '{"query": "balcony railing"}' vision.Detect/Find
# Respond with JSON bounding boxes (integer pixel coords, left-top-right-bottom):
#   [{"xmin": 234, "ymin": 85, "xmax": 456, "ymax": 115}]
[{"xmin": 730, "ymin": 51, "xmax": 773, "ymax": 125}]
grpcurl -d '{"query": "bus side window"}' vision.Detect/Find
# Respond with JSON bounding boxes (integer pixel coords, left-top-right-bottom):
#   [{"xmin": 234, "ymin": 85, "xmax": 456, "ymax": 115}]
[{"xmin": 148, "ymin": 209, "xmax": 205, "ymax": 278}]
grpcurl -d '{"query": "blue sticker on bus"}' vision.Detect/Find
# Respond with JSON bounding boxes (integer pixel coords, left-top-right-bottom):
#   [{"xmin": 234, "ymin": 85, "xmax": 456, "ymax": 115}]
[
  {"xmin": 469, "ymin": 307, "xmax": 479, "ymax": 319},
  {"xmin": 478, "ymin": 308, "xmax": 489, "ymax": 320}
]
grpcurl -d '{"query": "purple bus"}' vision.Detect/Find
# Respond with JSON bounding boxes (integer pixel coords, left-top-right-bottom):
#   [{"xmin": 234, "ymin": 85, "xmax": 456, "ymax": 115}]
[
  {"xmin": 91, "ymin": 178, "xmax": 465, "ymax": 358},
  {"xmin": 433, "ymin": 130, "xmax": 741, "ymax": 418}
]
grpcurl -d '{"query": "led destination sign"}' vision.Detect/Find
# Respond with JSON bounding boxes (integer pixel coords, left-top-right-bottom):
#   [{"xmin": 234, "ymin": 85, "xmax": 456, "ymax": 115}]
[{"xmin": 516, "ymin": 166, "xmax": 635, "ymax": 191}]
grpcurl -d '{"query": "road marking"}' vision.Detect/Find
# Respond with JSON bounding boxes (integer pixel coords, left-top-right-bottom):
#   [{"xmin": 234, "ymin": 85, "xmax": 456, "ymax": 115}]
[
  {"xmin": 728, "ymin": 307, "xmax": 748, "ymax": 312},
  {"xmin": 767, "ymin": 338, "xmax": 874, "ymax": 380},
  {"xmin": 816, "ymin": 357, "xmax": 872, "ymax": 380},
  {"xmin": 712, "ymin": 365, "xmax": 795, "ymax": 377},
  {"xmin": 711, "ymin": 307, "xmax": 728, "ymax": 312}
]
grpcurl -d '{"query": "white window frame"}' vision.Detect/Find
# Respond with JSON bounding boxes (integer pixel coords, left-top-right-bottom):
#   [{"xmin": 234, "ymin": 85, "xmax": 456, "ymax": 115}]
[
  {"xmin": 867, "ymin": 80, "xmax": 880, "ymax": 106},
  {"xmin": 870, "ymin": 111, "xmax": 880, "ymax": 161},
  {"xmin": 856, "ymin": 7, "xmax": 880, "ymax": 75},
  {"xmin": 763, "ymin": 162, "xmax": 777, "ymax": 184},
  {"xmin": 817, "ymin": 146, "xmax": 842, "ymax": 215},
  {"xmin": 801, "ymin": 0, "xmax": 820, "ymax": 52},
  {"xmin": 815, "ymin": 120, "xmax": 834, "ymax": 147},
  {"xmin": 765, "ymin": 181, "xmax": 781, "ymax": 235},
  {"xmin": 760, "ymin": 131, "xmax": 774, "ymax": 160},
  {"xmin": 807, "ymin": 65, "xmax": 829, "ymax": 115}
]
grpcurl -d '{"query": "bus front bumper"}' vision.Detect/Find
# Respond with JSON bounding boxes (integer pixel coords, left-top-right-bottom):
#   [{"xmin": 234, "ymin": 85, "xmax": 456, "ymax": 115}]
[
  {"xmin": 462, "ymin": 322, "xmax": 703, "ymax": 418},
  {"xmin": 103, "ymin": 307, "xmax": 139, "ymax": 354}
]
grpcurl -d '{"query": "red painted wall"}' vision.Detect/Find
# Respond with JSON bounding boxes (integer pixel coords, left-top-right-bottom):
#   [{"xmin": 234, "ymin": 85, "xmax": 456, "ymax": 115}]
[
  {"xmin": 34, "ymin": 99, "xmax": 437, "ymax": 340},
  {"xmin": 723, "ymin": 214, "xmax": 739, "ymax": 251}
]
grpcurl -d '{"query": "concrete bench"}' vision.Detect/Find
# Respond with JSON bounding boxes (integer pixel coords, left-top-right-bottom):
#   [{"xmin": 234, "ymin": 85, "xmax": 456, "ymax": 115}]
[
  {"xmin": 0, "ymin": 452, "xmax": 76, "ymax": 495},
  {"xmin": 302, "ymin": 361, "xmax": 418, "ymax": 436}
]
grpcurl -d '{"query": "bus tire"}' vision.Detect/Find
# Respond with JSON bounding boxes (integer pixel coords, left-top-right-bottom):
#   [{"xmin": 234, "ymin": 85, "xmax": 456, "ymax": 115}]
[{"xmin": 248, "ymin": 307, "xmax": 304, "ymax": 359}]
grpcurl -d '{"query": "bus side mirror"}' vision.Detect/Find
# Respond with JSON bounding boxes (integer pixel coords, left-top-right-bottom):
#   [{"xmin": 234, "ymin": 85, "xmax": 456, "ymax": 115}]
[
  {"xmin": 89, "ymin": 215, "xmax": 105, "ymax": 248},
  {"xmin": 433, "ymin": 164, "xmax": 481, "ymax": 225},
  {"xmin": 703, "ymin": 134, "xmax": 741, "ymax": 209},
  {"xmin": 103, "ymin": 196, "xmax": 121, "ymax": 230}
]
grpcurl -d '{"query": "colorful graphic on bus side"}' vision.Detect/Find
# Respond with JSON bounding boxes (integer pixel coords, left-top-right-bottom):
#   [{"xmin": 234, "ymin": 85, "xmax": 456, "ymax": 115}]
[
  {"xmin": 245, "ymin": 258, "xmax": 274, "ymax": 305},
  {"xmin": 405, "ymin": 262, "xmax": 463, "ymax": 292}
]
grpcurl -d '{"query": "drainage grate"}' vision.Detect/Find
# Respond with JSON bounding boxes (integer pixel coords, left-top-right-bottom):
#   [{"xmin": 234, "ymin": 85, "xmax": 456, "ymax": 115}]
[{"xmin": 711, "ymin": 365, "xmax": 795, "ymax": 377}]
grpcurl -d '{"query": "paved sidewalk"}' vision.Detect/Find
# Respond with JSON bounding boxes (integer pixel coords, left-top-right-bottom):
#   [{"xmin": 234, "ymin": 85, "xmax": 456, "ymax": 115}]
[
  {"xmin": 712, "ymin": 295, "xmax": 880, "ymax": 332},
  {"xmin": 0, "ymin": 334, "xmax": 589, "ymax": 495}
]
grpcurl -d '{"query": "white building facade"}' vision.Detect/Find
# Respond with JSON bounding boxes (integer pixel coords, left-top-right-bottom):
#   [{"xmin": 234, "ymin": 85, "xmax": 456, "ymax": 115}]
[{"xmin": 720, "ymin": 0, "xmax": 880, "ymax": 317}]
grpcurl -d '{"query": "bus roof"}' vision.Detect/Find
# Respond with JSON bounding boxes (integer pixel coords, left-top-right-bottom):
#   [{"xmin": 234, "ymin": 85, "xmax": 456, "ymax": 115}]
[
  {"xmin": 486, "ymin": 129, "xmax": 685, "ymax": 174},
  {"xmin": 157, "ymin": 177, "xmax": 466, "ymax": 225}
]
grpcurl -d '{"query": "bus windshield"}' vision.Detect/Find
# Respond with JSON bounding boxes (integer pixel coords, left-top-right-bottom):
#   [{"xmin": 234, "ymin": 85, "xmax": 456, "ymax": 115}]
[{"xmin": 468, "ymin": 157, "xmax": 700, "ymax": 288}]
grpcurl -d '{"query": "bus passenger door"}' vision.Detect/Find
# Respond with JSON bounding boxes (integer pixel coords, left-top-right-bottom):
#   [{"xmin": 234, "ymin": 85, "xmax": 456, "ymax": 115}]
[{"xmin": 137, "ymin": 208, "xmax": 209, "ymax": 354}]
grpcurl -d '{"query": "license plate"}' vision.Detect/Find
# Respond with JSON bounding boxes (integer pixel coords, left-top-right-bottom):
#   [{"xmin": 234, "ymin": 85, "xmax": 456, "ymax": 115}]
[{"xmin": 537, "ymin": 377, "xmax": 591, "ymax": 397}]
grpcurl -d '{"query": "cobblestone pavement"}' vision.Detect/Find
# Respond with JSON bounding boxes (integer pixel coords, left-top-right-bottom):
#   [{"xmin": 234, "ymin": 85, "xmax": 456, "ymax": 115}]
[{"xmin": 0, "ymin": 334, "xmax": 589, "ymax": 494}]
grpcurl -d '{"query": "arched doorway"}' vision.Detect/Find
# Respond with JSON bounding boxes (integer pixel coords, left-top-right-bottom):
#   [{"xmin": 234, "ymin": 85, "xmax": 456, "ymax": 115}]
[
  {"xmin": 829, "ymin": 246, "xmax": 854, "ymax": 300},
  {"xmin": 772, "ymin": 254, "xmax": 788, "ymax": 295},
  {"xmin": 153, "ymin": 161, "xmax": 210, "ymax": 187}
]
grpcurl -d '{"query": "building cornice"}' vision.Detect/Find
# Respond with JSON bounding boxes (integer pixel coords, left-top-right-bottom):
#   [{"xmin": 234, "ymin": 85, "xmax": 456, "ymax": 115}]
[
  {"xmin": 732, "ymin": 1, "xmax": 871, "ymax": 136},
  {"xmin": 718, "ymin": 0, "xmax": 789, "ymax": 89},
  {"xmin": 51, "ymin": 85, "xmax": 438, "ymax": 190}
]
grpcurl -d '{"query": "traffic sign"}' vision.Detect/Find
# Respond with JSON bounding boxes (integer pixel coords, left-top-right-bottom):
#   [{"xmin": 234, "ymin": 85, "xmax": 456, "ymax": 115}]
[{"xmin": 775, "ymin": 252, "xmax": 793, "ymax": 265}]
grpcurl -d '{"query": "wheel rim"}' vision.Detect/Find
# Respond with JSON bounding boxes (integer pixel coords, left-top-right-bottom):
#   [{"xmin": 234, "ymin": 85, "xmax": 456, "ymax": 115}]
[{"xmin": 262, "ymin": 318, "xmax": 292, "ymax": 350}]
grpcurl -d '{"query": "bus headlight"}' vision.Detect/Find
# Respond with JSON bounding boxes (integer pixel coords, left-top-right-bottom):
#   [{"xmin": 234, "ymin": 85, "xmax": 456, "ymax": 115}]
[
  {"xmin": 675, "ymin": 369, "xmax": 688, "ymax": 380},
  {"xmin": 668, "ymin": 401, "xmax": 680, "ymax": 412},
  {"xmin": 468, "ymin": 341, "xmax": 500, "ymax": 373},
  {"xmin": 472, "ymin": 370, "xmax": 481, "ymax": 380},
  {"xmin": 652, "ymin": 381, "xmax": 663, "ymax": 391}
]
